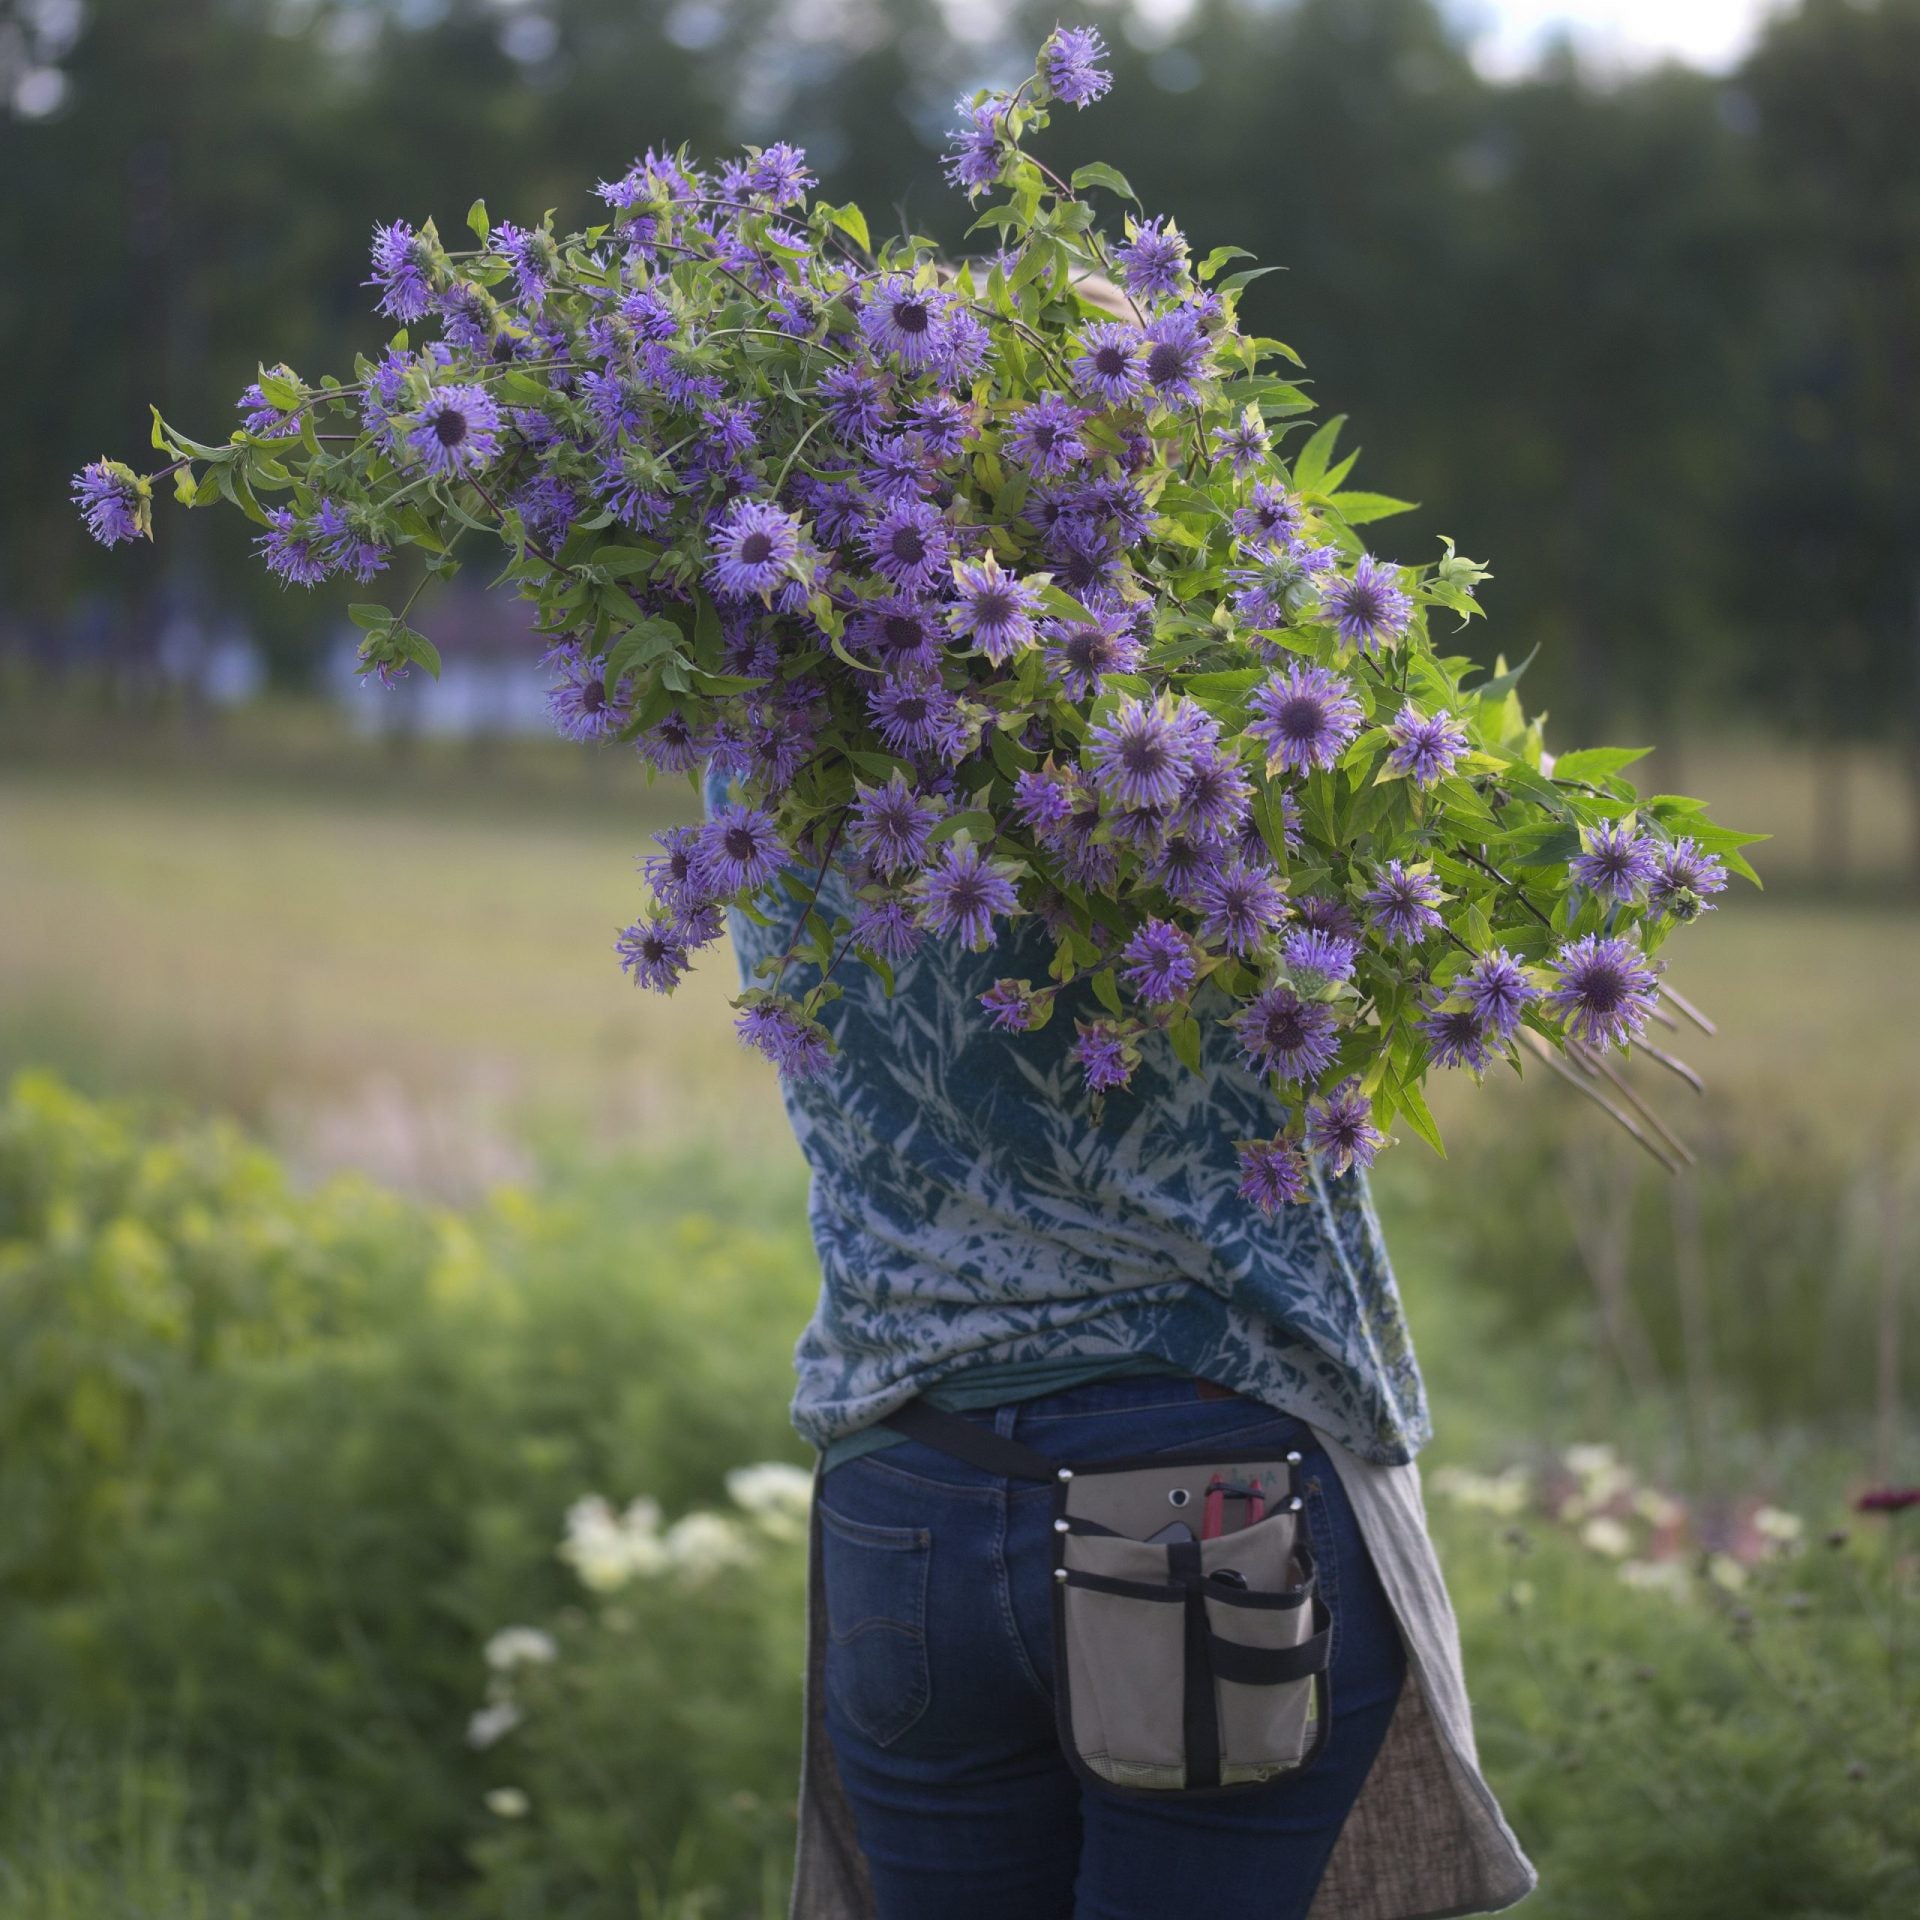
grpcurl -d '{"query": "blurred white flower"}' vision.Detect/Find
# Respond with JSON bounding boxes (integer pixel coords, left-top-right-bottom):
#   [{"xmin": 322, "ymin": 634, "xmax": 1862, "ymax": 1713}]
[
  {"xmin": 726, "ymin": 1460, "xmax": 816, "ymax": 1540},
  {"xmin": 484, "ymin": 1786, "xmax": 531, "ymax": 1819},
  {"xmin": 560, "ymin": 1493, "xmax": 671, "ymax": 1591},
  {"xmin": 1632, "ymin": 1487, "xmax": 1685, "ymax": 1528},
  {"xmin": 1563, "ymin": 1443, "xmax": 1617, "ymax": 1478},
  {"xmin": 1707, "ymin": 1552, "xmax": 1748, "ymax": 1592},
  {"xmin": 466, "ymin": 1701, "xmax": 524, "ymax": 1750},
  {"xmin": 484, "ymin": 1626, "xmax": 558, "ymax": 1673},
  {"xmin": 1580, "ymin": 1515, "xmax": 1634, "ymax": 1558},
  {"xmin": 1429, "ymin": 1464, "xmax": 1531, "ymax": 1516},
  {"xmin": 664, "ymin": 1509, "xmax": 757, "ymax": 1583},
  {"xmin": 1753, "ymin": 1505, "xmax": 1804, "ymax": 1547},
  {"xmin": 1618, "ymin": 1558, "xmax": 1690, "ymax": 1600}
]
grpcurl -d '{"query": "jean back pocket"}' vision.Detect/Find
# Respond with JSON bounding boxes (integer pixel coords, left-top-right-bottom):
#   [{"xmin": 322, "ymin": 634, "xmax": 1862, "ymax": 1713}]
[{"xmin": 820, "ymin": 1501, "xmax": 932, "ymax": 1748}]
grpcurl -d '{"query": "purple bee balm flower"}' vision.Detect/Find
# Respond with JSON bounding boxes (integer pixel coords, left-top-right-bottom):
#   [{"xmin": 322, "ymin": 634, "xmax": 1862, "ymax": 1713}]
[
  {"xmin": 310, "ymin": 500, "xmax": 389, "ymax": 583},
  {"xmin": 1120, "ymin": 919, "xmax": 1197, "ymax": 1005},
  {"xmin": 868, "ymin": 673, "xmax": 961, "ymax": 759},
  {"xmin": 817, "ymin": 363, "xmax": 890, "ymax": 440},
  {"xmin": 1114, "ymin": 217, "xmax": 1189, "ymax": 301},
  {"xmin": 1151, "ymin": 831, "xmax": 1226, "ymax": 906},
  {"xmin": 933, "ymin": 306, "xmax": 992, "ymax": 387},
  {"xmin": 408, "ymin": 384, "xmax": 501, "ymax": 479},
  {"xmin": 1420, "ymin": 1000, "xmax": 1495, "ymax": 1072},
  {"xmin": 641, "ymin": 823, "xmax": 708, "ymax": 910},
  {"xmin": 1305, "ymin": 1082, "xmax": 1385, "ymax": 1178},
  {"xmin": 1235, "ymin": 984, "xmax": 1340, "ymax": 1083},
  {"xmin": 1074, "ymin": 1019, "xmax": 1138, "ymax": 1093},
  {"xmin": 861, "ymin": 433, "xmax": 942, "ymax": 504},
  {"xmin": 615, "ymin": 916, "xmax": 692, "ymax": 993},
  {"xmin": 1233, "ymin": 481, "xmax": 1304, "ymax": 546},
  {"xmin": 1323, "ymin": 555, "xmax": 1413, "ymax": 658},
  {"xmin": 747, "ymin": 140, "xmax": 814, "ymax": 206},
  {"xmin": 915, "ymin": 839, "xmax": 1018, "ymax": 950},
  {"xmin": 708, "ymin": 498, "xmax": 803, "ymax": 599},
  {"xmin": 909, "ymin": 394, "xmax": 974, "ymax": 460},
  {"xmin": 366, "ymin": 220, "xmax": 433, "ymax": 322},
  {"xmin": 544, "ymin": 640, "xmax": 628, "ymax": 742},
  {"xmin": 1282, "ymin": 927, "xmax": 1359, "ymax": 985},
  {"xmin": 1293, "ymin": 894, "xmax": 1362, "ymax": 942},
  {"xmin": 1171, "ymin": 746, "xmax": 1253, "ymax": 843},
  {"xmin": 1647, "ymin": 836, "xmax": 1729, "ymax": 917},
  {"xmin": 255, "ymin": 507, "xmax": 330, "ymax": 587},
  {"xmin": 1464, "ymin": 948, "xmax": 1536, "ymax": 1041},
  {"xmin": 853, "ymin": 894, "xmax": 925, "ymax": 963},
  {"xmin": 1238, "ymin": 1134, "xmax": 1309, "ymax": 1217},
  {"xmin": 851, "ymin": 772, "xmax": 943, "ymax": 877},
  {"xmin": 1197, "ymin": 859, "xmax": 1288, "ymax": 958},
  {"xmin": 1042, "ymin": 604, "xmax": 1144, "ymax": 701},
  {"xmin": 511, "ymin": 472, "xmax": 577, "ymax": 549},
  {"xmin": 1227, "ymin": 536, "xmax": 1338, "ymax": 632},
  {"xmin": 863, "ymin": 498, "xmax": 951, "ymax": 593},
  {"xmin": 1087, "ymin": 694, "xmax": 1195, "ymax": 813},
  {"xmin": 1246, "ymin": 662, "xmax": 1365, "ymax": 776},
  {"xmin": 849, "ymin": 594, "xmax": 943, "ymax": 674},
  {"xmin": 1013, "ymin": 765, "xmax": 1078, "ymax": 833},
  {"xmin": 1072, "ymin": 322, "xmax": 1149, "ymax": 407},
  {"xmin": 492, "ymin": 222, "xmax": 558, "ymax": 306},
  {"xmin": 1211, "ymin": 406, "xmax": 1272, "ymax": 475},
  {"xmin": 1365, "ymin": 860, "xmax": 1446, "ymax": 945},
  {"xmin": 635, "ymin": 710, "xmax": 702, "ymax": 775},
  {"xmin": 949, "ymin": 555, "xmax": 1042, "ymax": 664},
  {"xmin": 735, "ymin": 998, "xmax": 832, "ymax": 1078},
  {"xmin": 435, "ymin": 281, "xmax": 495, "ymax": 351},
  {"xmin": 1043, "ymin": 24, "xmax": 1113, "ymax": 106},
  {"xmin": 72, "ymin": 460, "xmax": 147, "ymax": 547},
  {"xmin": 697, "ymin": 802, "xmax": 785, "ymax": 896},
  {"xmin": 236, "ymin": 376, "xmax": 302, "ymax": 439},
  {"xmin": 1387, "ymin": 703, "xmax": 1471, "ymax": 788},
  {"xmin": 1571, "ymin": 821, "xmax": 1660, "ymax": 904},
  {"xmin": 1141, "ymin": 310, "xmax": 1210, "ymax": 407},
  {"xmin": 944, "ymin": 98, "xmax": 1006, "ymax": 196},
  {"xmin": 1546, "ymin": 934, "xmax": 1662, "ymax": 1051},
  {"xmin": 859, "ymin": 274, "xmax": 950, "ymax": 371},
  {"xmin": 981, "ymin": 978, "xmax": 1038, "ymax": 1031},
  {"xmin": 1004, "ymin": 394, "xmax": 1088, "ymax": 477}
]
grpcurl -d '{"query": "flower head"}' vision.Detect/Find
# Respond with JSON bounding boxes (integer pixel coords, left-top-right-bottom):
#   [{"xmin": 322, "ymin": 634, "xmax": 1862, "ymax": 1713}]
[
  {"xmin": 709, "ymin": 498, "xmax": 803, "ymax": 599},
  {"xmin": 616, "ymin": 915, "xmax": 693, "ymax": 993},
  {"xmin": 1323, "ymin": 555, "xmax": 1412, "ymax": 657},
  {"xmin": 1005, "ymin": 394, "xmax": 1088, "ymax": 477},
  {"xmin": 1420, "ymin": 1000, "xmax": 1495, "ymax": 1072},
  {"xmin": 1197, "ymin": 859, "xmax": 1288, "ymax": 957},
  {"xmin": 1237, "ymin": 1134, "xmax": 1309, "ymax": 1216},
  {"xmin": 1121, "ymin": 919, "xmax": 1197, "ymax": 1005},
  {"xmin": 859, "ymin": 274, "xmax": 950, "ymax": 370},
  {"xmin": 1306, "ymin": 1082, "xmax": 1386, "ymax": 1177},
  {"xmin": 1386, "ymin": 703, "xmax": 1470, "ymax": 788},
  {"xmin": 1463, "ymin": 949, "xmax": 1537, "ymax": 1041},
  {"xmin": 1073, "ymin": 1018, "xmax": 1138, "ymax": 1092},
  {"xmin": 1042, "ymin": 24, "xmax": 1113, "ymax": 107},
  {"xmin": 851, "ymin": 772, "xmax": 943, "ymax": 877},
  {"xmin": 981, "ymin": 978, "xmax": 1039, "ymax": 1031},
  {"xmin": 949, "ymin": 554, "xmax": 1042, "ymax": 663},
  {"xmin": 697, "ymin": 802, "xmax": 784, "ymax": 896},
  {"xmin": 1087, "ymin": 693, "xmax": 1196, "ymax": 813},
  {"xmin": 544, "ymin": 639, "xmax": 628, "ymax": 741},
  {"xmin": 1547, "ymin": 934, "xmax": 1662, "ymax": 1050},
  {"xmin": 72, "ymin": 459, "xmax": 149, "ymax": 546},
  {"xmin": 945, "ymin": 98, "xmax": 1006, "ymax": 196},
  {"xmin": 366, "ymin": 219, "xmax": 434, "ymax": 322},
  {"xmin": 1211, "ymin": 406, "xmax": 1271, "ymax": 475},
  {"xmin": 1114, "ymin": 217, "xmax": 1189, "ymax": 301},
  {"xmin": 408, "ymin": 384, "xmax": 501, "ymax": 479},
  {"xmin": 1233, "ymin": 983, "xmax": 1340, "ymax": 1082},
  {"xmin": 1247, "ymin": 662, "xmax": 1364, "ymax": 776},
  {"xmin": 1365, "ymin": 860, "xmax": 1446, "ymax": 945},
  {"xmin": 1572, "ymin": 821, "xmax": 1660, "ymax": 904},
  {"xmin": 1646, "ymin": 836, "xmax": 1729, "ymax": 919},
  {"xmin": 1043, "ymin": 602, "xmax": 1144, "ymax": 701},
  {"xmin": 863, "ymin": 498, "xmax": 951, "ymax": 593},
  {"xmin": 1282, "ymin": 927, "xmax": 1358, "ymax": 986},
  {"xmin": 735, "ymin": 997, "xmax": 832, "ymax": 1077},
  {"xmin": 1072, "ymin": 322, "xmax": 1149, "ymax": 407},
  {"xmin": 915, "ymin": 839, "xmax": 1019, "ymax": 949},
  {"xmin": 1140, "ymin": 311, "xmax": 1210, "ymax": 407}
]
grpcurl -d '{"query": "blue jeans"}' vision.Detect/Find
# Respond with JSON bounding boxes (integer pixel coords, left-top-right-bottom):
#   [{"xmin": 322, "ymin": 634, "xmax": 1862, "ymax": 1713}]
[{"xmin": 817, "ymin": 1376, "xmax": 1407, "ymax": 1920}]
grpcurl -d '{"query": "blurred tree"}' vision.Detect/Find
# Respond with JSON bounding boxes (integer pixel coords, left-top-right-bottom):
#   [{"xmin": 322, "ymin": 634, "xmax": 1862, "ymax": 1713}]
[{"xmin": 1736, "ymin": 0, "xmax": 1920, "ymax": 884}]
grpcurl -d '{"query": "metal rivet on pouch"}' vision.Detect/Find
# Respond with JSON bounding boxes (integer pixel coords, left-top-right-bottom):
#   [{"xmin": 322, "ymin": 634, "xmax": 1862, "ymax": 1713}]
[
  {"xmin": 1054, "ymin": 1566, "xmax": 1070, "ymax": 1581},
  {"xmin": 1168, "ymin": 1487, "xmax": 1191, "ymax": 1506},
  {"xmin": 1286, "ymin": 1450, "xmax": 1303, "ymax": 1466},
  {"xmin": 1054, "ymin": 1518, "xmax": 1070, "ymax": 1532},
  {"xmin": 1057, "ymin": 1467, "xmax": 1073, "ymax": 1481},
  {"xmin": 1289, "ymin": 1495, "xmax": 1304, "ymax": 1511}
]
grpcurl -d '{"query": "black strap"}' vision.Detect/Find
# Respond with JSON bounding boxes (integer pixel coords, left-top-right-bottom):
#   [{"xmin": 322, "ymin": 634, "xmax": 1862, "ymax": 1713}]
[
  {"xmin": 1207, "ymin": 1624, "xmax": 1332, "ymax": 1687},
  {"xmin": 879, "ymin": 1398, "xmax": 1062, "ymax": 1482},
  {"xmin": 1169, "ymin": 1540, "xmax": 1223, "ymax": 1790}
]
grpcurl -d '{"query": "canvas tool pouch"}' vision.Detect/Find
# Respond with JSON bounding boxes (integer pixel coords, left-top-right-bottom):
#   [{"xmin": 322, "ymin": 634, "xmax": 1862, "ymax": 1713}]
[{"xmin": 880, "ymin": 1398, "xmax": 1331, "ymax": 1798}]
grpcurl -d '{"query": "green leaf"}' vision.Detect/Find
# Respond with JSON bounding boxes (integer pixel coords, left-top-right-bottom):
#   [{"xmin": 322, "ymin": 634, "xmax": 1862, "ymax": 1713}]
[
  {"xmin": 1549, "ymin": 746, "xmax": 1652, "ymax": 783},
  {"xmin": 390, "ymin": 624, "xmax": 442, "ymax": 681},
  {"xmin": 603, "ymin": 616, "xmax": 684, "ymax": 692},
  {"xmin": 1290, "ymin": 414, "xmax": 1347, "ymax": 493},
  {"xmin": 1197, "ymin": 245, "xmax": 1255, "ymax": 282},
  {"xmin": 1069, "ymin": 162, "xmax": 1136, "ymax": 201},
  {"xmin": 928, "ymin": 810, "xmax": 996, "ymax": 845},
  {"xmin": 348, "ymin": 604, "xmax": 392, "ymax": 633},
  {"xmin": 1090, "ymin": 969, "xmax": 1124, "ymax": 1017},
  {"xmin": 1395, "ymin": 1075, "xmax": 1446, "ymax": 1158},
  {"xmin": 1218, "ymin": 265, "xmax": 1282, "ymax": 295},
  {"xmin": 1325, "ymin": 491, "xmax": 1417, "ymax": 527},
  {"xmin": 1169, "ymin": 1016, "xmax": 1204, "ymax": 1075},
  {"xmin": 1463, "ymin": 645, "xmax": 1541, "ymax": 706},
  {"xmin": 819, "ymin": 201, "xmax": 871, "ymax": 252},
  {"xmin": 467, "ymin": 199, "xmax": 490, "ymax": 242}
]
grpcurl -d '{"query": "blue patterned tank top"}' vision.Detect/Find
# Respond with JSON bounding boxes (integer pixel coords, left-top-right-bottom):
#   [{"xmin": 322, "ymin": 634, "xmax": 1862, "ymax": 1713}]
[{"xmin": 706, "ymin": 770, "xmax": 1431, "ymax": 1468}]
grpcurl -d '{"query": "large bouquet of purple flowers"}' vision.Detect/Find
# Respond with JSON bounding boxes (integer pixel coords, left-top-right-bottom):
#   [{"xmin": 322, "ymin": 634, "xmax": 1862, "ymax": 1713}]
[{"xmin": 74, "ymin": 25, "xmax": 1759, "ymax": 1211}]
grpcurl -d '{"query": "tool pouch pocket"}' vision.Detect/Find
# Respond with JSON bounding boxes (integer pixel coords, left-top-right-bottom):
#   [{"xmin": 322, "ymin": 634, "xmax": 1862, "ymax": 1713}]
[{"xmin": 1050, "ymin": 1447, "xmax": 1331, "ymax": 1796}]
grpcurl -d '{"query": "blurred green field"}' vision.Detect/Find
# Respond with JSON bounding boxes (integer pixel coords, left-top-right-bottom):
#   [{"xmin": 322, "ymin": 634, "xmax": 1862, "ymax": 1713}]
[{"xmin": 2, "ymin": 721, "xmax": 1914, "ymax": 1187}]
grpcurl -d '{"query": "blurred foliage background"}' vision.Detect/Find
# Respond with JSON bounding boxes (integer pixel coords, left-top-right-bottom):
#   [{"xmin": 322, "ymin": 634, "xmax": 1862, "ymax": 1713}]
[{"xmin": 1, "ymin": 1, "xmax": 1917, "ymax": 1916}]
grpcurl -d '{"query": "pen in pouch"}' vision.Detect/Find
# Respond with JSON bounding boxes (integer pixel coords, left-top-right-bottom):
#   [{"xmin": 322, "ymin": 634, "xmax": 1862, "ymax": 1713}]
[{"xmin": 1201, "ymin": 1472, "xmax": 1225, "ymax": 1541}]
